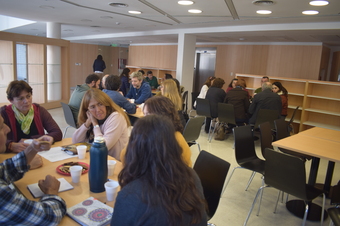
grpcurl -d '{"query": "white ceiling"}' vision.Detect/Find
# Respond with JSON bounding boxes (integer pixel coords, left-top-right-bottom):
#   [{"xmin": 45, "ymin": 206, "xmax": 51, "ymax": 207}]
[{"xmin": 1, "ymin": 0, "xmax": 340, "ymax": 46}]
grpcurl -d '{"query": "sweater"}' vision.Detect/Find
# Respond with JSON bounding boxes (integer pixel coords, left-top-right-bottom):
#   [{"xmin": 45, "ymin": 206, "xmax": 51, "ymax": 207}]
[
  {"xmin": 111, "ymin": 169, "xmax": 207, "ymax": 226},
  {"xmin": 68, "ymin": 83, "xmax": 90, "ymax": 122},
  {"xmin": 0, "ymin": 104, "xmax": 62, "ymax": 152},
  {"xmin": 72, "ymin": 112, "xmax": 129, "ymax": 160},
  {"xmin": 126, "ymin": 82, "xmax": 152, "ymax": 104},
  {"xmin": 103, "ymin": 89, "xmax": 136, "ymax": 114},
  {"xmin": 144, "ymin": 76, "xmax": 159, "ymax": 89}
]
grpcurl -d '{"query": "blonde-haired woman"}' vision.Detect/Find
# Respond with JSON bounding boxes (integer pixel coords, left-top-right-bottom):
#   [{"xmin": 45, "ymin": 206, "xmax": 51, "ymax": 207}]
[
  {"xmin": 72, "ymin": 89, "xmax": 130, "ymax": 160},
  {"xmin": 161, "ymin": 79, "xmax": 183, "ymax": 111}
]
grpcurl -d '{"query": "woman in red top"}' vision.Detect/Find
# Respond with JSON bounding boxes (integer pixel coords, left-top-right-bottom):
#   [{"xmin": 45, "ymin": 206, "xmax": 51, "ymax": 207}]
[{"xmin": 272, "ymin": 82, "xmax": 288, "ymax": 118}]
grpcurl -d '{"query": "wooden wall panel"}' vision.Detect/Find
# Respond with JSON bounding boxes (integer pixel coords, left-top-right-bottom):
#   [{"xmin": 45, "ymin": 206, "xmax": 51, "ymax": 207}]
[
  {"xmin": 319, "ymin": 46, "xmax": 330, "ymax": 80},
  {"xmin": 330, "ymin": 51, "xmax": 340, "ymax": 82}
]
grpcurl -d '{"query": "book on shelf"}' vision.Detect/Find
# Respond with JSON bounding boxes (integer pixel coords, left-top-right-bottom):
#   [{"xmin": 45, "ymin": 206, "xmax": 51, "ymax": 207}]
[
  {"xmin": 27, "ymin": 178, "xmax": 73, "ymax": 198},
  {"xmin": 67, "ymin": 197, "xmax": 113, "ymax": 226}
]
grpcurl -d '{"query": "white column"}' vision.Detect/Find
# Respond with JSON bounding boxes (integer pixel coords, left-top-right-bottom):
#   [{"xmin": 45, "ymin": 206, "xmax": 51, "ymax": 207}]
[
  {"xmin": 46, "ymin": 22, "xmax": 61, "ymax": 101},
  {"xmin": 176, "ymin": 33, "xmax": 196, "ymax": 109}
]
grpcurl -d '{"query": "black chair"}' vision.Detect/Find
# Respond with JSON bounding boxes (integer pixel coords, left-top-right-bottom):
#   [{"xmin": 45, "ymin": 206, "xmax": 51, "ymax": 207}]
[
  {"xmin": 328, "ymin": 207, "xmax": 340, "ymax": 226},
  {"xmin": 196, "ymin": 98, "xmax": 215, "ymax": 141},
  {"xmin": 274, "ymin": 118, "xmax": 312, "ymax": 160},
  {"xmin": 288, "ymin": 105, "xmax": 299, "ymax": 134},
  {"xmin": 189, "ymin": 91, "xmax": 200, "ymax": 117},
  {"xmin": 193, "ymin": 150, "xmax": 231, "ymax": 224},
  {"xmin": 244, "ymin": 148, "xmax": 326, "ymax": 226},
  {"xmin": 60, "ymin": 102, "xmax": 77, "ymax": 138},
  {"xmin": 182, "ymin": 90, "xmax": 188, "ymax": 114},
  {"xmin": 253, "ymin": 109, "xmax": 280, "ymax": 130},
  {"xmin": 210, "ymin": 103, "xmax": 237, "ymax": 142},
  {"xmin": 259, "ymin": 121, "xmax": 273, "ymax": 159},
  {"xmin": 223, "ymin": 125, "xmax": 265, "ymax": 194},
  {"xmin": 182, "ymin": 116, "xmax": 205, "ymax": 152}
]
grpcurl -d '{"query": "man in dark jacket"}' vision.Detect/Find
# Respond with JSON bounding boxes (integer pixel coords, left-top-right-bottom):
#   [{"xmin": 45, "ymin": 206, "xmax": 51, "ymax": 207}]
[{"xmin": 248, "ymin": 82, "xmax": 282, "ymax": 124}]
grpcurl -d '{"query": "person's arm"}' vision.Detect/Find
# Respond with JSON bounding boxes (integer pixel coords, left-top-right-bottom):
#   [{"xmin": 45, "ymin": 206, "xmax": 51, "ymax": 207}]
[
  {"xmin": 72, "ymin": 123, "xmax": 89, "ymax": 144},
  {"xmin": 175, "ymin": 132, "xmax": 192, "ymax": 167},
  {"xmin": 248, "ymin": 95, "xmax": 258, "ymax": 114},
  {"xmin": 135, "ymin": 84, "xmax": 151, "ymax": 104},
  {"xmin": 154, "ymin": 77, "xmax": 159, "ymax": 88},
  {"xmin": 33, "ymin": 107, "xmax": 62, "ymax": 142},
  {"xmin": 125, "ymin": 85, "xmax": 133, "ymax": 99},
  {"xmin": 122, "ymin": 98, "xmax": 136, "ymax": 114}
]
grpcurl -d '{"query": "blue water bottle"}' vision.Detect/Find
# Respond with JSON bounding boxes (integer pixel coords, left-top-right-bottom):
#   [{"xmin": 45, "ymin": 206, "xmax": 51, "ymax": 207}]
[{"xmin": 89, "ymin": 136, "xmax": 108, "ymax": 193}]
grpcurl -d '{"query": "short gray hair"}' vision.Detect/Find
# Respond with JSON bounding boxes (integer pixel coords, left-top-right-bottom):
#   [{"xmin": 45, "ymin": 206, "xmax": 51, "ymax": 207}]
[
  {"xmin": 262, "ymin": 82, "xmax": 272, "ymax": 91},
  {"xmin": 130, "ymin": 72, "xmax": 143, "ymax": 81}
]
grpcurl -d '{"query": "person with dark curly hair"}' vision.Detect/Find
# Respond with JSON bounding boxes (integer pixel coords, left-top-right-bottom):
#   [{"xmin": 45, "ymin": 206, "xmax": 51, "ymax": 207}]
[
  {"xmin": 272, "ymin": 81, "xmax": 288, "ymax": 118},
  {"xmin": 111, "ymin": 115, "xmax": 207, "ymax": 226},
  {"xmin": 119, "ymin": 68, "xmax": 131, "ymax": 96}
]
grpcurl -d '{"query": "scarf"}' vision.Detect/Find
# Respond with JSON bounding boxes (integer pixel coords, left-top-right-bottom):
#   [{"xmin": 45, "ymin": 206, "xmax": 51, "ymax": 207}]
[{"xmin": 12, "ymin": 104, "xmax": 34, "ymax": 135}]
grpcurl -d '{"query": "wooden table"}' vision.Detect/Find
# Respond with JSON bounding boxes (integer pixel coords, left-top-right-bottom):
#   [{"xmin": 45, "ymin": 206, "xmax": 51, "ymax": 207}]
[
  {"xmin": 0, "ymin": 138, "xmax": 122, "ymax": 226},
  {"xmin": 128, "ymin": 105, "xmax": 144, "ymax": 118},
  {"xmin": 272, "ymin": 127, "xmax": 340, "ymax": 222}
]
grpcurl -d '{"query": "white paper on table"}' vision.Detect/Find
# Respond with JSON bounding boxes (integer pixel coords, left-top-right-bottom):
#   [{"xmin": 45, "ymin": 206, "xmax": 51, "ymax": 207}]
[
  {"xmin": 38, "ymin": 146, "xmax": 76, "ymax": 162},
  {"xmin": 27, "ymin": 178, "xmax": 74, "ymax": 198}
]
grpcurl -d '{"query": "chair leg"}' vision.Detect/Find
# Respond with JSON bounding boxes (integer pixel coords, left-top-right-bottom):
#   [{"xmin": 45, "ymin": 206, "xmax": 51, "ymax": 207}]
[
  {"xmin": 244, "ymin": 186, "xmax": 267, "ymax": 226},
  {"xmin": 221, "ymin": 166, "xmax": 240, "ymax": 196},
  {"xmin": 274, "ymin": 190, "xmax": 281, "ymax": 213},
  {"xmin": 197, "ymin": 142, "xmax": 201, "ymax": 152},
  {"xmin": 209, "ymin": 121, "xmax": 219, "ymax": 142},
  {"xmin": 63, "ymin": 126, "xmax": 70, "ymax": 138},
  {"xmin": 245, "ymin": 171, "xmax": 256, "ymax": 191},
  {"xmin": 321, "ymin": 193, "xmax": 325, "ymax": 226},
  {"xmin": 256, "ymin": 176, "xmax": 265, "ymax": 216},
  {"xmin": 302, "ymin": 202, "xmax": 309, "ymax": 226},
  {"xmin": 207, "ymin": 222, "xmax": 216, "ymax": 226}
]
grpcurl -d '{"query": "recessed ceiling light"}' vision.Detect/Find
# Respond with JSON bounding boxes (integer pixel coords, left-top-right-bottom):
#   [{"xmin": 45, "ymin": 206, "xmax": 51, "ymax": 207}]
[
  {"xmin": 178, "ymin": 1, "xmax": 194, "ymax": 5},
  {"xmin": 188, "ymin": 9, "xmax": 202, "ymax": 13},
  {"xmin": 128, "ymin": 11, "xmax": 142, "ymax": 14},
  {"xmin": 302, "ymin": 10, "xmax": 319, "ymax": 15},
  {"xmin": 81, "ymin": 19, "xmax": 92, "ymax": 22},
  {"xmin": 256, "ymin": 10, "xmax": 272, "ymax": 14},
  {"xmin": 309, "ymin": 0, "xmax": 329, "ymax": 6}
]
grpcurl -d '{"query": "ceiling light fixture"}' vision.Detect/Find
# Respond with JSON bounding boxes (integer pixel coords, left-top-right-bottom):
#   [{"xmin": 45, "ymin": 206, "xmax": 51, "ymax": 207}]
[
  {"xmin": 256, "ymin": 10, "xmax": 272, "ymax": 14},
  {"xmin": 302, "ymin": 10, "xmax": 319, "ymax": 15},
  {"xmin": 100, "ymin": 16, "xmax": 113, "ymax": 19},
  {"xmin": 309, "ymin": 0, "xmax": 329, "ymax": 6},
  {"xmin": 178, "ymin": 1, "xmax": 194, "ymax": 5},
  {"xmin": 188, "ymin": 9, "xmax": 202, "ymax": 13},
  {"xmin": 39, "ymin": 5, "xmax": 55, "ymax": 9},
  {"xmin": 109, "ymin": 3, "xmax": 128, "ymax": 7},
  {"xmin": 128, "ymin": 10, "xmax": 142, "ymax": 14}
]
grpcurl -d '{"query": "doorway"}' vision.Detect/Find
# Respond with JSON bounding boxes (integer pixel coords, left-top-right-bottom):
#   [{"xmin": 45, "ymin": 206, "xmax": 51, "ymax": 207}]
[{"xmin": 193, "ymin": 47, "xmax": 216, "ymax": 93}]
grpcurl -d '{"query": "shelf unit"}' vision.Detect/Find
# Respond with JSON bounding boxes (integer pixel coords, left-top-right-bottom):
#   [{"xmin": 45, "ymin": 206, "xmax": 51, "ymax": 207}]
[
  {"xmin": 126, "ymin": 65, "xmax": 176, "ymax": 84},
  {"xmin": 236, "ymin": 73, "xmax": 340, "ymax": 132}
]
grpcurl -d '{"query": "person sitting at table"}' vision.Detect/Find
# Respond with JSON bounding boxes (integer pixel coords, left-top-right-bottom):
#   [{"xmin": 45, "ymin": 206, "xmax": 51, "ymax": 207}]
[
  {"xmin": 72, "ymin": 89, "xmax": 130, "ymax": 160},
  {"xmin": 0, "ymin": 115, "xmax": 66, "ymax": 225},
  {"xmin": 120, "ymin": 96, "xmax": 192, "ymax": 167},
  {"xmin": 225, "ymin": 78, "xmax": 238, "ymax": 93},
  {"xmin": 111, "ymin": 115, "xmax": 207, "ymax": 226},
  {"xmin": 119, "ymin": 68, "xmax": 130, "ymax": 96},
  {"xmin": 126, "ymin": 72, "xmax": 152, "ymax": 104},
  {"xmin": 248, "ymin": 82, "xmax": 282, "ymax": 125},
  {"xmin": 194, "ymin": 76, "xmax": 215, "ymax": 108},
  {"xmin": 272, "ymin": 81, "xmax": 288, "ymax": 119},
  {"xmin": 0, "ymin": 80, "xmax": 62, "ymax": 153},
  {"xmin": 254, "ymin": 76, "xmax": 269, "ymax": 95},
  {"xmin": 144, "ymin": 71, "xmax": 159, "ymax": 89},
  {"xmin": 102, "ymin": 75, "xmax": 136, "ymax": 114}
]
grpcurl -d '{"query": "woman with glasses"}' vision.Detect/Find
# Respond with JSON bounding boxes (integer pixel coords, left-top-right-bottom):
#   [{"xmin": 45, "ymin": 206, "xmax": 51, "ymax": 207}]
[
  {"xmin": 0, "ymin": 80, "xmax": 62, "ymax": 153},
  {"xmin": 72, "ymin": 89, "xmax": 130, "ymax": 159}
]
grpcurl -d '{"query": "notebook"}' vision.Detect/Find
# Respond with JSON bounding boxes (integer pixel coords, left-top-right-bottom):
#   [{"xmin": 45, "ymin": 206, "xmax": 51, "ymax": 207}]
[
  {"xmin": 67, "ymin": 197, "xmax": 113, "ymax": 226},
  {"xmin": 27, "ymin": 178, "xmax": 73, "ymax": 198}
]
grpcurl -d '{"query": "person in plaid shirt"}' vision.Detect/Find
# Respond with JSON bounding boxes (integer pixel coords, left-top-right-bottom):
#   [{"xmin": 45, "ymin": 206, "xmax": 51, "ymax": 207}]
[{"xmin": 0, "ymin": 115, "xmax": 66, "ymax": 225}]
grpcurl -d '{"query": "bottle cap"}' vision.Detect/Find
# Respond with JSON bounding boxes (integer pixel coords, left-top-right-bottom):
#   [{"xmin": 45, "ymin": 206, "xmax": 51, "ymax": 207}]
[{"xmin": 94, "ymin": 136, "xmax": 105, "ymax": 143}]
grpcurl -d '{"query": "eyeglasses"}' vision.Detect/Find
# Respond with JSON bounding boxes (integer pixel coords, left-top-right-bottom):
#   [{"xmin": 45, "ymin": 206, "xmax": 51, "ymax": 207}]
[
  {"xmin": 88, "ymin": 102, "xmax": 105, "ymax": 110},
  {"xmin": 14, "ymin": 94, "xmax": 32, "ymax": 102}
]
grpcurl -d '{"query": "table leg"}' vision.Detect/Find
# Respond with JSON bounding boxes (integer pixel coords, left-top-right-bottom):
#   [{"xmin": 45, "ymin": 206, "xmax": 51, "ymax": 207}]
[
  {"xmin": 308, "ymin": 157, "xmax": 320, "ymax": 185},
  {"xmin": 324, "ymin": 161, "xmax": 335, "ymax": 193}
]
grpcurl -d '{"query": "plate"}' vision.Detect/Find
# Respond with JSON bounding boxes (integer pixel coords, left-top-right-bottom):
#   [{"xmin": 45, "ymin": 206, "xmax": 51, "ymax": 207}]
[{"xmin": 56, "ymin": 162, "xmax": 89, "ymax": 176}]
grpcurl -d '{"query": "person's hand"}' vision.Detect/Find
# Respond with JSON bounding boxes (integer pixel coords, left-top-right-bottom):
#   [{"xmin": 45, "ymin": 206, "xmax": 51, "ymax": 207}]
[
  {"xmin": 87, "ymin": 110, "xmax": 98, "ymax": 126},
  {"xmin": 31, "ymin": 135, "xmax": 53, "ymax": 152},
  {"xmin": 11, "ymin": 142, "xmax": 29, "ymax": 153},
  {"xmin": 30, "ymin": 155, "xmax": 43, "ymax": 169},
  {"xmin": 38, "ymin": 175, "xmax": 60, "ymax": 195}
]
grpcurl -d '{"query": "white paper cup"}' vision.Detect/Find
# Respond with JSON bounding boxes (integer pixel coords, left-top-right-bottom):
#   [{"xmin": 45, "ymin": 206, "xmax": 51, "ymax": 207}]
[
  {"xmin": 107, "ymin": 160, "xmax": 117, "ymax": 176},
  {"xmin": 24, "ymin": 139, "xmax": 33, "ymax": 144},
  {"xmin": 104, "ymin": 181, "xmax": 119, "ymax": 202},
  {"xmin": 76, "ymin": 145, "xmax": 87, "ymax": 159},
  {"xmin": 130, "ymin": 99, "xmax": 135, "ymax": 103},
  {"xmin": 70, "ymin": 165, "xmax": 83, "ymax": 183}
]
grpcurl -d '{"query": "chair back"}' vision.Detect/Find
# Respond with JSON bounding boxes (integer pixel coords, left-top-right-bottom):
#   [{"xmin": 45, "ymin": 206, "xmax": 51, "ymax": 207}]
[
  {"xmin": 233, "ymin": 125, "xmax": 257, "ymax": 165},
  {"xmin": 274, "ymin": 118, "xmax": 290, "ymax": 140},
  {"xmin": 217, "ymin": 103, "xmax": 236, "ymax": 126},
  {"xmin": 264, "ymin": 148, "xmax": 308, "ymax": 200},
  {"xmin": 183, "ymin": 116, "xmax": 205, "ymax": 143},
  {"xmin": 196, "ymin": 98, "xmax": 211, "ymax": 118},
  {"xmin": 193, "ymin": 150, "xmax": 231, "ymax": 220},
  {"xmin": 182, "ymin": 90, "xmax": 188, "ymax": 113},
  {"xmin": 289, "ymin": 106, "xmax": 299, "ymax": 125},
  {"xmin": 259, "ymin": 122, "xmax": 273, "ymax": 159},
  {"xmin": 60, "ymin": 102, "xmax": 77, "ymax": 128},
  {"xmin": 254, "ymin": 109, "xmax": 280, "ymax": 129}
]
